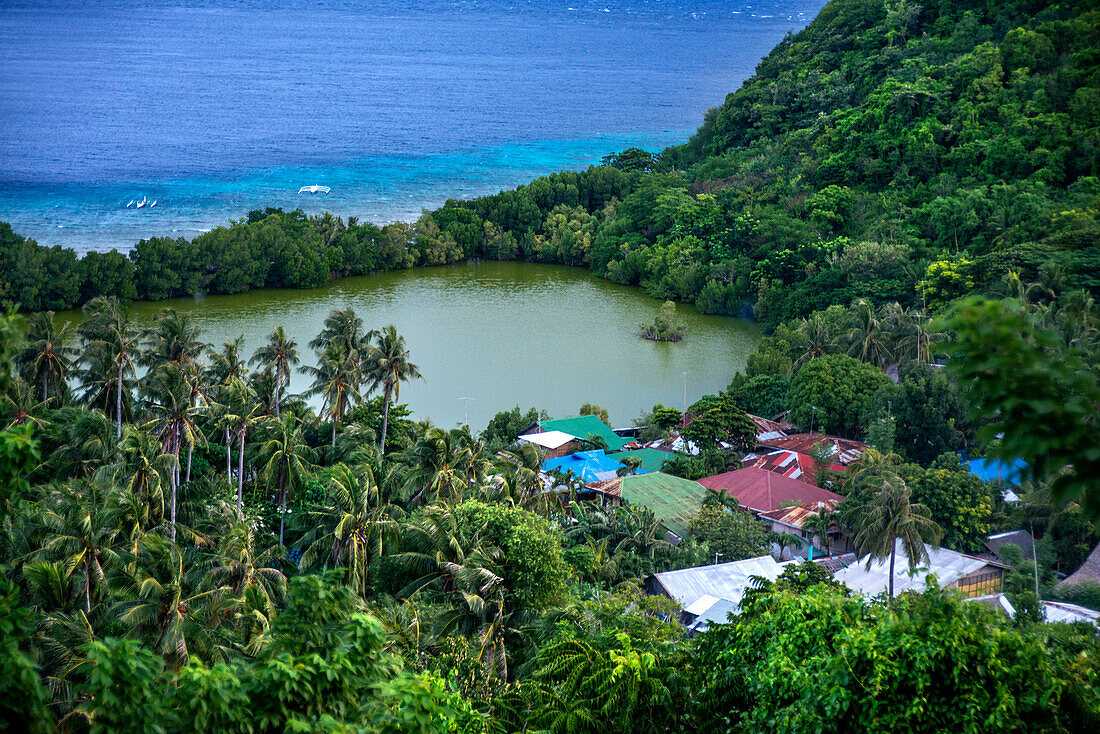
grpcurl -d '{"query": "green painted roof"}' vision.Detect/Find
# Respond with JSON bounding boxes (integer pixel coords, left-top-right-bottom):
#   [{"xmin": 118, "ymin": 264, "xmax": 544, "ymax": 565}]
[
  {"xmin": 614, "ymin": 448, "xmax": 677, "ymax": 474},
  {"xmin": 620, "ymin": 472, "xmax": 707, "ymax": 539},
  {"xmin": 539, "ymin": 415, "xmax": 629, "ymax": 451}
]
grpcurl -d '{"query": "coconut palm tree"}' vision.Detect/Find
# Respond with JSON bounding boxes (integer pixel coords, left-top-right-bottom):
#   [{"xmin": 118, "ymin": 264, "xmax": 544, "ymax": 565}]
[
  {"xmin": 103, "ymin": 427, "xmax": 170, "ymax": 528},
  {"xmin": 201, "ymin": 508, "xmax": 286, "ymax": 621},
  {"xmin": 205, "ymin": 336, "xmax": 248, "ymax": 392},
  {"xmin": 1, "ymin": 377, "xmax": 51, "ymax": 429},
  {"xmin": 142, "ymin": 364, "xmax": 201, "ymax": 541},
  {"xmin": 221, "ymin": 378, "xmax": 264, "ymax": 516},
  {"xmin": 852, "ymin": 474, "xmax": 943, "ymax": 597},
  {"xmin": 298, "ymin": 463, "xmax": 400, "ymax": 598},
  {"xmin": 141, "ymin": 308, "xmax": 205, "ymax": 370},
  {"xmin": 303, "ymin": 342, "xmax": 361, "ymax": 447},
  {"xmin": 845, "ymin": 300, "xmax": 893, "ymax": 368},
  {"xmin": 363, "ymin": 324, "xmax": 422, "ymax": 453},
  {"xmin": 113, "ymin": 533, "xmax": 231, "ymax": 668},
  {"xmin": 33, "ymin": 480, "xmax": 122, "ymax": 613},
  {"xmin": 400, "ymin": 425, "xmax": 490, "ymax": 506},
  {"xmin": 616, "ymin": 456, "xmax": 643, "ymax": 478},
  {"xmin": 77, "ymin": 296, "xmax": 138, "ymax": 437},
  {"xmin": 259, "ymin": 415, "xmax": 316, "ymax": 546},
  {"xmin": 250, "ymin": 326, "xmax": 300, "ymax": 418},
  {"xmin": 309, "ymin": 307, "xmax": 368, "ymax": 357},
  {"xmin": 19, "ymin": 311, "xmax": 77, "ymax": 405},
  {"xmin": 794, "ymin": 312, "xmax": 837, "ymax": 370}
]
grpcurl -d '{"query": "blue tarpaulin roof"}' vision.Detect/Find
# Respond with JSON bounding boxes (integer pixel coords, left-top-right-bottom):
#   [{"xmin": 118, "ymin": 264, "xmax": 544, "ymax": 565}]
[
  {"xmin": 965, "ymin": 457, "xmax": 1028, "ymax": 485},
  {"xmin": 542, "ymin": 450, "xmax": 648, "ymax": 483}
]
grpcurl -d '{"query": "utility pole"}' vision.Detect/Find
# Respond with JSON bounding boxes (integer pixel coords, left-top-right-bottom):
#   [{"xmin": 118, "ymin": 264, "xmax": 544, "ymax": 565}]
[
  {"xmin": 809, "ymin": 405, "xmax": 817, "ymax": 435},
  {"xmin": 458, "ymin": 397, "xmax": 472, "ymax": 427},
  {"xmin": 682, "ymin": 371, "xmax": 688, "ymax": 414}
]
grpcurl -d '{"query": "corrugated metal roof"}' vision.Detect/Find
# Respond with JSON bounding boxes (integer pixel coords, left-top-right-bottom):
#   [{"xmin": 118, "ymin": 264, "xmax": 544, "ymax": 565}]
[
  {"xmin": 613, "ymin": 448, "xmax": 677, "ymax": 473},
  {"xmin": 543, "ymin": 450, "xmax": 645, "ymax": 483},
  {"xmin": 687, "ymin": 597, "xmax": 741, "ymax": 634},
  {"xmin": 759, "ymin": 433, "xmax": 865, "ymax": 465},
  {"xmin": 538, "ymin": 415, "xmax": 631, "ymax": 451},
  {"xmin": 616, "ymin": 472, "xmax": 708, "ymax": 540},
  {"xmin": 1041, "ymin": 600, "xmax": 1100, "ymax": 626},
  {"xmin": 698, "ymin": 467, "xmax": 845, "ymax": 514},
  {"xmin": 759, "ymin": 500, "xmax": 840, "ymax": 531},
  {"xmin": 650, "ymin": 555, "xmax": 790, "ymax": 611},
  {"xmin": 834, "ymin": 541, "xmax": 1005, "ymax": 596},
  {"xmin": 519, "ymin": 430, "xmax": 575, "ymax": 449},
  {"xmin": 744, "ymin": 449, "xmax": 847, "ymax": 486}
]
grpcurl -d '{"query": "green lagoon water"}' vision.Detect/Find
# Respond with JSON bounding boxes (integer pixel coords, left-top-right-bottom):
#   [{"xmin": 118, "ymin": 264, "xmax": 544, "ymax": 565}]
[{"xmin": 88, "ymin": 262, "xmax": 760, "ymax": 430}]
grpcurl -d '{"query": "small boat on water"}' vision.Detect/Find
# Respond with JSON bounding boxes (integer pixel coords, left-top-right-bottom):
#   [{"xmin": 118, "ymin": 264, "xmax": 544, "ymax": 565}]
[
  {"xmin": 136, "ymin": 197, "xmax": 147, "ymax": 208},
  {"xmin": 298, "ymin": 185, "xmax": 331, "ymax": 195},
  {"xmin": 149, "ymin": 200, "xmax": 157, "ymax": 208},
  {"xmin": 126, "ymin": 199, "xmax": 134, "ymax": 207}
]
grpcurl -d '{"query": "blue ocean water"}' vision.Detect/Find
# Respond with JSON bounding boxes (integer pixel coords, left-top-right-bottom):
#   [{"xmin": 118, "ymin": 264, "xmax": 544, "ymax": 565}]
[{"xmin": 0, "ymin": 0, "xmax": 824, "ymax": 253}]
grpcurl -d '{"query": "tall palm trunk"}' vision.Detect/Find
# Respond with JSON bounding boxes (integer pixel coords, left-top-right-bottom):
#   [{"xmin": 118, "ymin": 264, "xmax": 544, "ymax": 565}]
[
  {"xmin": 185, "ymin": 443, "xmax": 193, "ymax": 484},
  {"xmin": 43, "ymin": 372, "xmax": 49, "ymax": 403},
  {"xmin": 275, "ymin": 362, "xmax": 281, "ymax": 417},
  {"xmin": 226, "ymin": 426, "xmax": 233, "ymax": 490},
  {"xmin": 278, "ymin": 464, "xmax": 288, "ymax": 546},
  {"xmin": 888, "ymin": 540, "xmax": 896, "ymax": 598},
  {"xmin": 116, "ymin": 364, "xmax": 124, "ymax": 437},
  {"xmin": 84, "ymin": 556, "xmax": 92, "ymax": 613},
  {"xmin": 238, "ymin": 429, "xmax": 246, "ymax": 517},
  {"xmin": 380, "ymin": 381, "xmax": 392, "ymax": 453}
]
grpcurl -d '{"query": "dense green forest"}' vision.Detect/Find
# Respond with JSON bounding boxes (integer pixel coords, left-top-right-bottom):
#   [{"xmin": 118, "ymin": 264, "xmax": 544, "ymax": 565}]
[{"xmin": 2, "ymin": 0, "xmax": 1099, "ymax": 730}]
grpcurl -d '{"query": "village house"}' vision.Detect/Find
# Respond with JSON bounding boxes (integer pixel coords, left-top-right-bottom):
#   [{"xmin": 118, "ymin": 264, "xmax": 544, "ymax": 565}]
[
  {"xmin": 697, "ymin": 467, "xmax": 848, "ymax": 558},
  {"xmin": 758, "ymin": 432, "xmax": 865, "ymax": 465},
  {"xmin": 645, "ymin": 555, "xmax": 794, "ymax": 634},
  {"xmin": 832, "ymin": 540, "xmax": 1010, "ymax": 598},
  {"xmin": 519, "ymin": 414, "xmax": 631, "ymax": 458},
  {"xmin": 582, "ymin": 472, "xmax": 707, "ymax": 543}
]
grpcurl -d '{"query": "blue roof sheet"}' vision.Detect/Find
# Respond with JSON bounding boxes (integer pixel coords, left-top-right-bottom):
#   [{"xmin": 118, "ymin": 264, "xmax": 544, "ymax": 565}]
[
  {"xmin": 966, "ymin": 457, "xmax": 1028, "ymax": 485},
  {"xmin": 542, "ymin": 450, "xmax": 648, "ymax": 483}
]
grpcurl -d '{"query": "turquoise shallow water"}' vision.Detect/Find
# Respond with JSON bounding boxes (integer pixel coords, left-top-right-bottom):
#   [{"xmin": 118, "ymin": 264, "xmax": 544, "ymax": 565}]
[
  {"xmin": 0, "ymin": 131, "xmax": 690, "ymax": 253},
  {"xmin": 0, "ymin": 0, "xmax": 824, "ymax": 252}
]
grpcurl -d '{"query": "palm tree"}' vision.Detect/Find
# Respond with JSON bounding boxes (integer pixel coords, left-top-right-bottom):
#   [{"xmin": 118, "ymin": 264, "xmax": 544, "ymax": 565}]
[
  {"xmin": 201, "ymin": 508, "xmax": 287, "ymax": 625},
  {"xmin": 141, "ymin": 308, "xmax": 205, "ymax": 370},
  {"xmin": 1, "ymin": 377, "xmax": 51, "ymax": 429},
  {"xmin": 845, "ymin": 300, "xmax": 893, "ymax": 368},
  {"xmin": 298, "ymin": 463, "xmax": 400, "ymax": 597},
  {"xmin": 852, "ymin": 474, "xmax": 943, "ymax": 597},
  {"xmin": 303, "ymin": 342, "xmax": 361, "ymax": 447},
  {"xmin": 205, "ymin": 336, "xmax": 247, "ymax": 391},
  {"xmin": 33, "ymin": 480, "xmax": 121, "ymax": 613},
  {"xmin": 142, "ymin": 364, "xmax": 201, "ymax": 540},
  {"xmin": 259, "ymin": 415, "xmax": 316, "ymax": 546},
  {"xmin": 250, "ymin": 326, "xmax": 299, "ymax": 418},
  {"xmin": 309, "ymin": 307, "xmax": 368, "ymax": 357},
  {"xmin": 104, "ymin": 427, "xmax": 171, "ymax": 535},
  {"xmin": 616, "ymin": 456, "xmax": 643, "ymax": 478},
  {"xmin": 19, "ymin": 311, "xmax": 77, "ymax": 405},
  {"xmin": 400, "ymin": 425, "xmax": 490, "ymax": 506},
  {"xmin": 114, "ymin": 533, "xmax": 231, "ymax": 668},
  {"xmin": 77, "ymin": 296, "xmax": 138, "ymax": 437},
  {"xmin": 794, "ymin": 312, "xmax": 837, "ymax": 370},
  {"xmin": 220, "ymin": 378, "xmax": 264, "ymax": 516},
  {"xmin": 363, "ymin": 324, "xmax": 422, "ymax": 453}
]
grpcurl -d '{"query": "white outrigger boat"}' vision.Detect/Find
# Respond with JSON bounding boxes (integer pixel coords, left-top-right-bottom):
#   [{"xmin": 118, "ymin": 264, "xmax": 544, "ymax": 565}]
[
  {"xmin": 298, "ymin": 185, "xmax": 331, "ymax": 194},
  {"xmin": 135, "ymin": 197, "xmax": 147, "ymax": 208}
]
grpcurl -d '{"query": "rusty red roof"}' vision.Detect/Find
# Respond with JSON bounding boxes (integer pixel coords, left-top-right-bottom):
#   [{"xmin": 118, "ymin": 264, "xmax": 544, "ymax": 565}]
[
  {"xmin": 698, "ymin": 467, "xmax": 845, "ymax": 514},
  {"xmin": 743, "ymin": 450, "xmax": 846, "ymax": 486},
  {"xmin": 758, "ymin": 433, "xmax": 865, "ymax": 465},
  {"xmin": 758, "ymin": 500, "xmax": 841, "ymax": 530}
]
